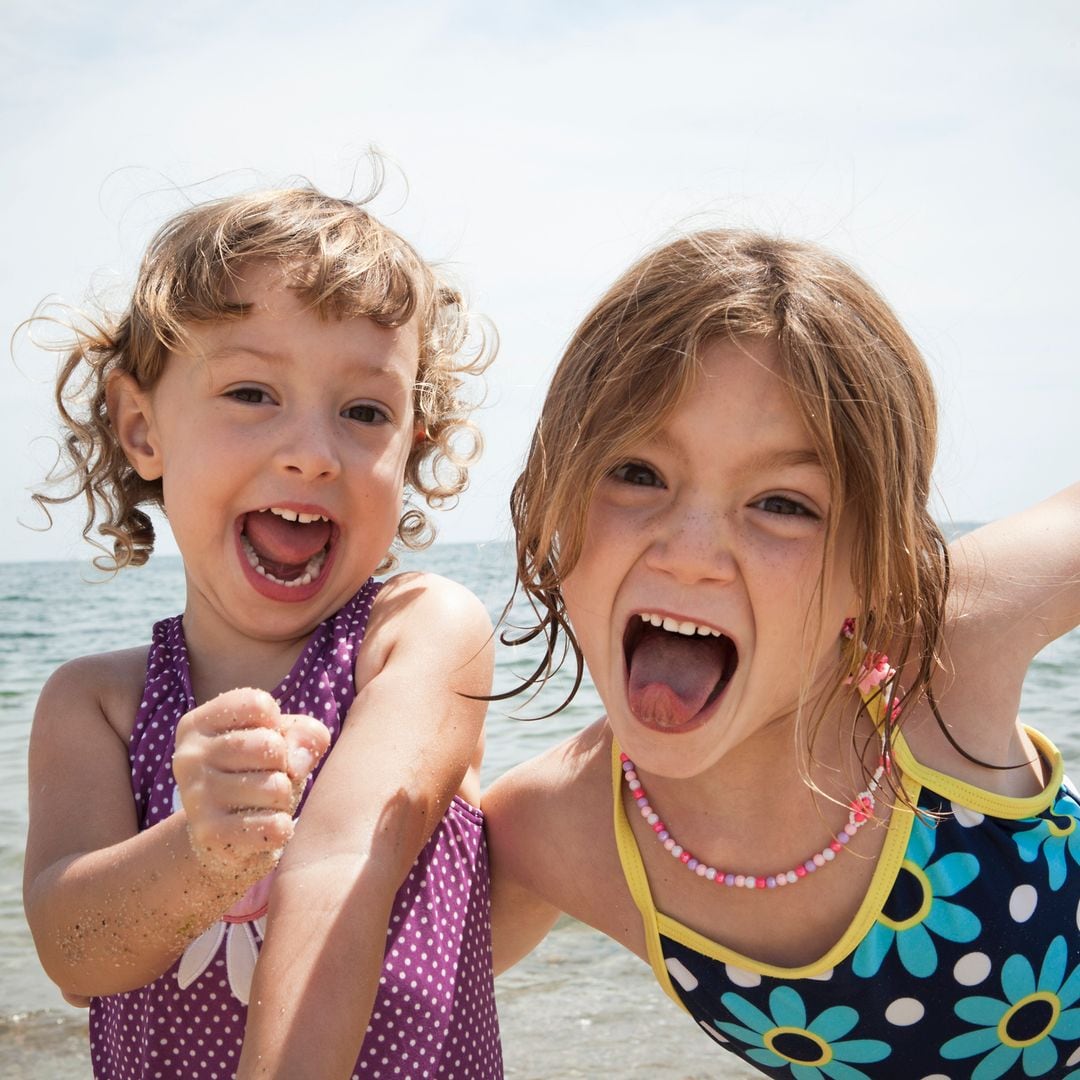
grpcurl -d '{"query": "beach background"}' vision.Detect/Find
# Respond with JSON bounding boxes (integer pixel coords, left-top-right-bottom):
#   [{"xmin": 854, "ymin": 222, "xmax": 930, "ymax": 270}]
[
  {"xmin": 3, "ymin": 2, "xmax": 1078, "ymax": 1076},
  {"xmin": 4, "ymin": 3, "xmax": 1079, "ymax": 567},
  {"xmin": 1, "ymin": 541, "xmax": 1078, "ymax": 1078}
]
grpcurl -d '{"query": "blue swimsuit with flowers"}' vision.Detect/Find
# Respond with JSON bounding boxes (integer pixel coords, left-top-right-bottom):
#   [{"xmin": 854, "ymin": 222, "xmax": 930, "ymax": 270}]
[{"xmin": 613, "ymin": 725, "xmax": 1080, "ymax": 1079}]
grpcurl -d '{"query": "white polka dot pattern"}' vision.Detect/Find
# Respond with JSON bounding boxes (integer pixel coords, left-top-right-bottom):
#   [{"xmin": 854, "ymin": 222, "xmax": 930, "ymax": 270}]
[{"xmin": 88, "ymin": 581, "xmax": 503, "ymax": 1079}]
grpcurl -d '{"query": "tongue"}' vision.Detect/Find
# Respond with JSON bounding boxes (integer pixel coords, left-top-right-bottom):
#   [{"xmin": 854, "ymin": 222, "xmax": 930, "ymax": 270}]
[
  {"xmin": 628, "ymin": 628, "xmax": 728, "ymax": 728},
  {"xmin": 243, "ymin": 511, "xmax": 331, "ymax": 569}
]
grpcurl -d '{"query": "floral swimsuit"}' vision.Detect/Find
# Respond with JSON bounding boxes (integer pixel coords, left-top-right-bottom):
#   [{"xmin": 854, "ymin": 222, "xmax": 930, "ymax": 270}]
[{"xmin": 613, "ymin": 724, "xmax": 1080, "ymax": 1079}]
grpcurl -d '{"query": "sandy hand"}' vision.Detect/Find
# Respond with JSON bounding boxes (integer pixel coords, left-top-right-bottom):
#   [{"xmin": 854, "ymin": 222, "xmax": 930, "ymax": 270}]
[{"xmin": 172, "ymin": 688, "xmax": 330, "ymax": 879}]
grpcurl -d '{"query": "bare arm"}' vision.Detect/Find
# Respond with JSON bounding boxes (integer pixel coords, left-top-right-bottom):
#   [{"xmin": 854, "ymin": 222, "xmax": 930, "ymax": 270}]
[
  {"xmin": 903, "ymin": 483, "xmax": 1080, "ymax": 782},
  {"xmin": 484, "ymin": 720, "xmax": 637, "ymax": 974},
  {"xmin": 484, "ymin": 767, "xmax": 562, "ymax": 975},
  {"xmin": 23, "ymin": 654, "xmax": 327, "ymax": 1000},
  {"xmin": 949, "ymin": 481, "xmax": 1080, "ymax": 663},
  {"xmin": 237, "ymin": 573, "xmax": 494, "ymax": 1080}
]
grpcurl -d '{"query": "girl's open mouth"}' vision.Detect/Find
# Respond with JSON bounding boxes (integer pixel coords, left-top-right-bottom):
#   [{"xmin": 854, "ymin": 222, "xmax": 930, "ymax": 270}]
[
  {"xmin": 237, "ymin": 507, "xmax": 336, "ymax": 598},
  {"xmin": 623, "ymin": 613, "xmax": 738, "ymax": 731}
]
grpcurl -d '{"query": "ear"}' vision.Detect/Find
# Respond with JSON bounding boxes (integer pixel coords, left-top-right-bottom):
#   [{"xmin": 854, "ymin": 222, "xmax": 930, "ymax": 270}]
[
  {"xmin": 106, "ymin": 371, "xmax": 164, "ymax": 481},
  {"xmin": 412, "ymin": 419, "xmax": 428, "ymax": 448}
]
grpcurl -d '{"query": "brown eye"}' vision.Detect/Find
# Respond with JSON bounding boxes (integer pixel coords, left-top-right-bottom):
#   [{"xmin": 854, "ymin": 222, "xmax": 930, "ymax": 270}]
[
  {"xmin": 611, "ymin": 461, "xmax": 663, "ymax": 487},
  {"xmin": 754, "ymin": 495, "xmax": 815, "ymax": 518},
  {"xmin": 343, "ymin": 403, "xmax": 389, "ymax": 424},
  {"xmin": 227, "ymin": 386, "xmax": 271, "ymax": 404}
]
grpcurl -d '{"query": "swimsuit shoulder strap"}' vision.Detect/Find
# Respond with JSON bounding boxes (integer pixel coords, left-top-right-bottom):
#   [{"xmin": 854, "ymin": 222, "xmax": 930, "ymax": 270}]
[{"xmin": 610, "ymin": 737, "xmax": 691, "ymax": 1010}]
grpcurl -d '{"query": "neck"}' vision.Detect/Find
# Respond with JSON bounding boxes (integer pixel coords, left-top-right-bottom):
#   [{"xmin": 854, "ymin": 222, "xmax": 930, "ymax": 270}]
[
  {"xmin": 180, "ymin": 606, "xmax": 313, "ymax": 704},
  {"xmin": 630, "ymin": 693, "xmax": 879, "ymax": 837},
  {"xmin": 619, "ymin": 699, "xmax": 887, "ymax": 890}
]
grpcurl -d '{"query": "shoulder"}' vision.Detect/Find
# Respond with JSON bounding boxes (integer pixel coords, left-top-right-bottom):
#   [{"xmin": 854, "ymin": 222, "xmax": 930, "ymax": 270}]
[
  {"xmin": 486, "ymin": 720, "xmax": 646, "ymax": 952},
  {"xmin": 34, "ymin": 646, "xmax": 149, "ymax": 744},
  {"xmin": 39, "ymin": 648, "xmax": 149, "ymax": 706},
  {"xmin": 488, "ymin": 718, "xmax": 612, "ymax": 802},
  {"xmin": 371, "ymin": 570, "xmax": 491, "ymax": 637},
  {"xmin": 360, "ymin": 571, "xmax": 492, "ymax": 676},
  {"xmin": 349, "ymin": 571, "xmax": 493, "ymax": 720}
]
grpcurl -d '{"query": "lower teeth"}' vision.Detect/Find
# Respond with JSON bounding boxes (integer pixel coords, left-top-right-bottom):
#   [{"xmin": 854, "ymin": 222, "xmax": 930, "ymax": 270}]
[{"xmin": 240, "ymin": 535, "xmax": 326, "ymax": 587}]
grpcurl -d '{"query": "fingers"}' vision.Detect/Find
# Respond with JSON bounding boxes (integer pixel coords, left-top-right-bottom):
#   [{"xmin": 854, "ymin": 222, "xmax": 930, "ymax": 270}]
[
  {"xmin": 282, "ymin": 713, "xmax": 332, "ymax": 783},
  {"xmin": 175, "ymin": 686, "xmax": 286, "ymax": 741},
  {"xmin": 179, "ymin": 767, "xmax": 297, "ymax": 855},
  {"xmin": 199, "ymin": 768, "xmax": 296, "ymax": 811},
  {"xmin": 171, "ymin": 689, "xmax": 331, "ymax": 874},
  {"xmin": 195, "ymin": 726, "xmax": 293, "ymax": 773},
  {"xmin": 174, "ymin": 689, "xmax": 290, "ymax": 783},
  {"xmin": 188, "ymin": 687, "xmax": 286, "ymax": 734},
  {"xmin": 188, "ymin": 807, "xmax": 298, "ymax": 868}
]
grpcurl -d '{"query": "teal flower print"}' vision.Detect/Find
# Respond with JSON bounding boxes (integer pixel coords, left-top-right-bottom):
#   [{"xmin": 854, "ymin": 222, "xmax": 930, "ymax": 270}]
[
  {"xmin": 941, "ymin": 935, "xmax": 1080, "ymax": 1078},
  {"xmin": 1013, "ymin": 792, "xmax": 1080, "ymax": 891},
  {"xmin": 716, "ymin": 985, "xmax": 890, "ymax": 1078},
  {"xmin": 852, "ymin": 813, "xmax": 981, "ymax": 978}
]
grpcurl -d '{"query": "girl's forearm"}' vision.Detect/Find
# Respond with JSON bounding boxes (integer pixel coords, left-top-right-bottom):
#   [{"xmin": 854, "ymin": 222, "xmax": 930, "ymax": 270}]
[
  {"xmin": 236, "ymin": 855, "xmax": 400, "ymax": 1080},
  {"xmin": 24, "ymin": 812, "xmax": 268, "ymax": 999}
]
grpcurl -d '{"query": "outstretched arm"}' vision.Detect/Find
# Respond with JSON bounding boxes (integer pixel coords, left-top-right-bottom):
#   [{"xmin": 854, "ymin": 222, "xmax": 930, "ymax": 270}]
[
  {"xmin": 485, "ymin": 772, "xmax": 562, "ymax": 975},
  {"xmin": 236, "ymin": 573, "xmax": 494, "ymax": 1080},
  {"xmin": 23, "ymin": 653, "xmax": 327, "ymax": 1000},
  {"xmin": 485, "ymin": 719, "xmax": 655, "ymax": 970}
]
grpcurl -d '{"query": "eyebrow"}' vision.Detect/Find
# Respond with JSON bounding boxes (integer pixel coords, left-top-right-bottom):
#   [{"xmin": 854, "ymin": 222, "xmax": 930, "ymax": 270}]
[
  {"xmin": 743, "ymin": 447, "xmax": 824, "ymax": 471},
  {"xmin": 207, "ymin": 345, "xmax": 408, "ymax": 381},
  {"xmin": 648, "ymin": 431, "xmax": 822, "ymax": 473}
]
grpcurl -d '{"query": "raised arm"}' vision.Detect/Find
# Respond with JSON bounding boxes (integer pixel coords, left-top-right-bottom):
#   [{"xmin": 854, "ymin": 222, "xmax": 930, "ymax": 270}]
[
  {"xmin": 236, "ymin": 573, "xmax": 494, "ymax": 1080},
  {"xmin": 23, "ymin": 652, "xmax": 326, "ymax": 1000},
  {"xmin": 949, "ymin": 481, "xmax": 1080, "ymax": 663}
]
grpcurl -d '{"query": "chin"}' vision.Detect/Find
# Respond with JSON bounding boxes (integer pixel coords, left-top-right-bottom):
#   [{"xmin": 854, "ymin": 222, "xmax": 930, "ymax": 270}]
[{"xmin": 609, "ymin": 711, "xmax": 726, "ymax": 780}]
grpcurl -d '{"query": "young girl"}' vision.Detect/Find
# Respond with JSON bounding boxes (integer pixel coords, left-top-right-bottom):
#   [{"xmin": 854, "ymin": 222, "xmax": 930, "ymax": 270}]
[
  {"xmin": 23, "ymin": 188, "xmax": 503, "ymax": 1079},
  {"xmin": 486, "ymin": 230, "xmax": 1080, "ymax": 1078}
]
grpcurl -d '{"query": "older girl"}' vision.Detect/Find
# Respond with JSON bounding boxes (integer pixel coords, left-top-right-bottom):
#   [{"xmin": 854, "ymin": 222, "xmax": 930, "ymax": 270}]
[{"xmin": 487, "ymin": 230, "xmax": 1080, "ymax": 1078}]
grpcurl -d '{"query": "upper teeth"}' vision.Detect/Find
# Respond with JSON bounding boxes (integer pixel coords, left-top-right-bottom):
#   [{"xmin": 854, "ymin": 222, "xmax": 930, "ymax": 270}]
[
  {"xmin": 640, "ymin": 613, "xmax": 722, "ymax": 637},
  {"xmin": 269, "ymin": 507, "xmax": 328, "ymax": 524}
]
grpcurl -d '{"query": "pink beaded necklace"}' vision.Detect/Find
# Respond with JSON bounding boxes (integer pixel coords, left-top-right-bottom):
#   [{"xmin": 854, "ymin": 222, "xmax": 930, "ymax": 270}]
[
  {"xmin": 619, "ymin": 638, "xmax": 896, "ymax": 890},
  {"xmin": 619, "ymin": 751, "xmax": 886, "ymax": 889}
]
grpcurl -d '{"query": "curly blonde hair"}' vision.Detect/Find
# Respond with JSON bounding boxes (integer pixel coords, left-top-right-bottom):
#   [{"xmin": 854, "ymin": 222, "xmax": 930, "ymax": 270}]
[
  {"xmin": 33, "ymin": 186, "xmax": 492, "ymax": 570},
  {"xmin": 507, "ymin": 229, "xmax": 949, "ymax": 778}
]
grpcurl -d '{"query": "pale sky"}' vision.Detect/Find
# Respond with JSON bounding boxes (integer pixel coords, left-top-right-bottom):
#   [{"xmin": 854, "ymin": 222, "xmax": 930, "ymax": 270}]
[{"xmin": 3, "ymin": 0, "xmax": 1077, "ymax": 563}]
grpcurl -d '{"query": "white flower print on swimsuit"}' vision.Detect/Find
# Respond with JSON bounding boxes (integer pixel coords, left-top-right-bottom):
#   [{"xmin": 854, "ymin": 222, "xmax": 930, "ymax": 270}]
[{"xmin": 171, "ymin": 784, "xmax": 270, "ymax": 1006}]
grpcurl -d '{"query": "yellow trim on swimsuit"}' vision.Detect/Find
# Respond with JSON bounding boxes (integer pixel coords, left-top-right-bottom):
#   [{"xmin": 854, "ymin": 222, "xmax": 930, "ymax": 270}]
[{"xmin": 610, "ymin": 722, "xmax": 1064, "ymax": 983}]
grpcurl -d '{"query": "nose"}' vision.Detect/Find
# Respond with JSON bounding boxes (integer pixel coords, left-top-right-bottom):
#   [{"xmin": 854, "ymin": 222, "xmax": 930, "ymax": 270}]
[
  {"xmin": 274, "ymin": 413, "xmax": 342, "ymax": 481},
  {"xmin": 644, "ymin": 503, "xmax": 738, "ymax": 585}
]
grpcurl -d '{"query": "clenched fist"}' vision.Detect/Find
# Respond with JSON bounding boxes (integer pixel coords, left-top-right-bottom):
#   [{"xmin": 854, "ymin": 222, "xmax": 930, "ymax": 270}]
[{"xmin": 171, "ymin": 688, "xmax": 331, "ymax": 878}]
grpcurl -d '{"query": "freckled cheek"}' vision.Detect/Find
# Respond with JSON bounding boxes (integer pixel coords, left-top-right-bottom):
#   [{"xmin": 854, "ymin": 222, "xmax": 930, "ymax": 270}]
[
  {"xmin": 746, "ymin": 533, "xmax": 817, "ymax": 586},
  {"xmin": 582, "ymin": 499, "xmax": 645, "ymax": 559},
  {"xmin": 749, "ymin": 538, "xmax": 839, "ymax": 632}
]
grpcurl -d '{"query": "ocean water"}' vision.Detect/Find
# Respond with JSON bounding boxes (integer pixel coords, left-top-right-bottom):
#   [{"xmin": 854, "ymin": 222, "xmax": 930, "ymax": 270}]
[{"xmin": 0, "ymin": 543, "xmax": 1076, "ymax": 1079}]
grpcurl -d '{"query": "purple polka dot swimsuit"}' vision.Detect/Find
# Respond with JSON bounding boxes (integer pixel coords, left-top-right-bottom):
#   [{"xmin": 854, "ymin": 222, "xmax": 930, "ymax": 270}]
[{"xmin": 89, "ymin": 580, "xmax": 503, "ymax": 1079}]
